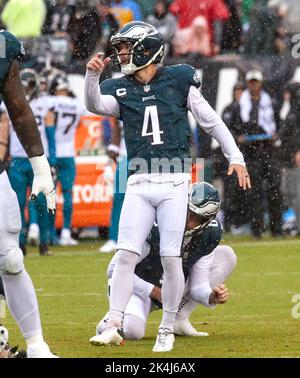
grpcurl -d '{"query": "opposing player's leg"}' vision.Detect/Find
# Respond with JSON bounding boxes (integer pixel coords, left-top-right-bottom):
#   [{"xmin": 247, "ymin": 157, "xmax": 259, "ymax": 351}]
[
  {"xmin": 0, "ymin": 172, "xmax": 57, "ymax": 358},
  {"xmin": 95, "ymin": 181, "xmax": 156, "ymax": 345},
  {"xmin": 57, "ymin": 158, "xmax": 77, "ymax": 246},
  {"xmin": 153, "ymin": 181, "xmax": 189, "ymax": 352},
  {"xmin": 8, "ymin": 158, "xmax": 33, "ymax": 254}
]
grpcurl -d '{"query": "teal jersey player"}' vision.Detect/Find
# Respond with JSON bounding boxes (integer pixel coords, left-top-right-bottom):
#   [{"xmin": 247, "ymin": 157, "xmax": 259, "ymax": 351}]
[
  {"xmin": 85, "ymin": 21, "xmax": 249, "ymax": 352},
  {"xmin": 100, "ymin": 64, "xmax": 201, "ymax": 173}
]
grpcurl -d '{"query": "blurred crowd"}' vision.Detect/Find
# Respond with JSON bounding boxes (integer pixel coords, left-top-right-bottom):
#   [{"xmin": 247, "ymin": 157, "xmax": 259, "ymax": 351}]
[
  {"xmin": 1, "ymin": 0, "xmax": 300, "ymax": 250},
  {"xmin": 0, "ymin": 0, "xmax": 300, "ymax": 73}
]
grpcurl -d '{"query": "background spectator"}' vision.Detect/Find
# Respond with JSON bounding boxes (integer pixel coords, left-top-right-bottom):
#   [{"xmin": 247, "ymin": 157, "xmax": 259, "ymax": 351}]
[
  {"xmin": 216, "ymin": 82, "xmax": 245, "ymax": 232},
  {"xmin": 68, "ymin": 0, "xmax": 119, "ymax": 74},
  {"xmin": 111, "ymin": 0, "xmax": 142, "ymax": 27},
  {"xmin": 244, "ymin": 0, "xmax": 286, "ymax": 56},
  {"xmin": 221, "ymin": 0, "xmax": 242, "ymax": 53},
  {"xmin": 235, "ymin": 70, "xmax": 283, "ymax": 238},
  {"xmin": 1, "ymin": 0, "xmax": 46, "ymax": 38},
  {"xmin": 43, "ymin": 0, "xmax": 76, "ymax": 37},
  {"xmin": 169, "ymin": 0, "xmax": 229, "ymax": 55},
  {"xmin": 279, "ymin": 83, "xmax": 300, "ymax": 234},
  {"xmin": 173, "ymin": 16, "xmax": 211, "ymax": 57},
  {"xmin": 146, "ymin": 0, "xmax": 177, "ymax": 57}
]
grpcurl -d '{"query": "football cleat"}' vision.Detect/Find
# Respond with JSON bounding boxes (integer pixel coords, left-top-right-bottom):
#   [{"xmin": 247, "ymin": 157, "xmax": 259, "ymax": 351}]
[
  {"xmin": 152, "ymin": 328, "xmax": 175, "ymax": 352},
  {"xmin": 174, "ymin": 320, "xmax": 209, "ymax": 337},
  {"xmin": 27, "ymin": 342, "xmax": 58, "ymax": 358},
  {"xmin": 27, "ymin": 223, "xmax": 40, "ymax": 246},
  {"xmin": 90, "ymin": 326, "xmax": 124, "ymax": 346},
  {"xmin": 59, "ymin": 229, "xmax": 78, "ymax": 246},
  {"xmin": 39, "ymin": 243, "xmax": 53, "ymax": 256},
  {"xmin": 99, "ymin": 240, "xmax": 117, "ymax": 253},
  {"xmin": 96, "ymin": 312, "xmax": 110, "ymax": 335}
]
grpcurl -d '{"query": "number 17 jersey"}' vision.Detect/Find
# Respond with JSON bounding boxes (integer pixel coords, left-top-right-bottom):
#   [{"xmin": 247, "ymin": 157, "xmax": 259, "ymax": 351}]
[
  {"xmin": 100, "ymin": 64, "xmax": 201, "ymax": 173},
  {"xmin": 52, "ymin": 95, "xmax": 86, "ymax": 158}
]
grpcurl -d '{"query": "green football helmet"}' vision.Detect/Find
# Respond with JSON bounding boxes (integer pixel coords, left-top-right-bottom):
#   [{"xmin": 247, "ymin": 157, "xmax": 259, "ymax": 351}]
[
  {"xmin": 110, "ymin": 21, "xmax": 165, "ymax": 75},
  {"xmin": 186, "ymin": 182, "xmax": 221, "ymax": 236}
]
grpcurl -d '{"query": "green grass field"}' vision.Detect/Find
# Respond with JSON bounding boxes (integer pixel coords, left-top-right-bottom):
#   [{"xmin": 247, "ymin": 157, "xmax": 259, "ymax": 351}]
[{"xmin": 2, "ymin": 236, "xmax": 300, "ymax": 358}]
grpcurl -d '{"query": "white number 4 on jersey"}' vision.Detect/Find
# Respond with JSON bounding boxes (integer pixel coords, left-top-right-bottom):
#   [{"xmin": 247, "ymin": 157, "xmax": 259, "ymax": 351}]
[{"xmin": 142, "ymin": 106, "xmax": 164, "ymax": 145}]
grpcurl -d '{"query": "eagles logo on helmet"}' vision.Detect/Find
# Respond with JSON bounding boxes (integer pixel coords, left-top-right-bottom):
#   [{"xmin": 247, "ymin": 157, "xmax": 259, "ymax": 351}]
[
  {"xmin": 185, "ymin": 182, "xmax": 221, "ymax": 236},
  {"xmin": 110, "ymin": 21, "xmax": 165, "ymax": 75}
]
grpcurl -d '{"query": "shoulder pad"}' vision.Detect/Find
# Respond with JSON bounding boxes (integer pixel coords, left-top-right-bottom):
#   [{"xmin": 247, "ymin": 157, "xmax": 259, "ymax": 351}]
[
  {"xmin": 167, "ymin": 64, "xmax": 201, "ymax": 89},
  {"xmin": 0, "ymin": 31, "xmax": 25, "ymax": 61}
]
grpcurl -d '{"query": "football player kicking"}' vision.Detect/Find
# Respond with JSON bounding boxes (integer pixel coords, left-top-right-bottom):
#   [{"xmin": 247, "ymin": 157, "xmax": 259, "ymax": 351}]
[
  {"xmin": 0, "ymin": 31, "xmax": 57, "ymax": 357},
  {"xmin": 85, "ymin": 21, "xmax": 250, "ymax": 352},
  {"xmin": 91, "ymin": 182, "xmax": 236, "ymax": 343}
]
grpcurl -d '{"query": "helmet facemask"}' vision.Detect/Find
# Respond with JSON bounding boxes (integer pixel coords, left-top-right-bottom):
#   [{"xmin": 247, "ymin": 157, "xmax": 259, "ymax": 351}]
[{"xmin": 110, "ymin": 22, "xmax": 164, "ymax": 75}]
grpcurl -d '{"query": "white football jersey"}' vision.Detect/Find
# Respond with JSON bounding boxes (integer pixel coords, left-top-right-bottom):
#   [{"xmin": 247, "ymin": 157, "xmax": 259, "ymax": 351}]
[
  {"xmin": 51, "ymin": 95, "xmax": 86, "ymax": 158},
  {"xmin": 8, "ymin": 96, "xmax": 53, "ymax": 158}
]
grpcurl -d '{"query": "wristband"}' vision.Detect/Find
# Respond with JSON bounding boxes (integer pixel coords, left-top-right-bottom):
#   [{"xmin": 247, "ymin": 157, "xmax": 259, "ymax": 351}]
[{"xmin": 107, "ymin": 144, "xmax": 120, "ymax": 154}]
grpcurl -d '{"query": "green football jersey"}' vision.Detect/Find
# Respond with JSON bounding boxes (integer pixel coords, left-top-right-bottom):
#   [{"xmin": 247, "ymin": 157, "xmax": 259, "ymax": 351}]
[
  {"xmin": 0, "ymin": 30, "xmax": 24, "ymax": 174},
  {"xmin": 100, "ymin": 64, "xmax": 201, "ymax": 174},
  {"xmin": 0, "ymin": 30, "xmax": 25, "ymax": 99}
]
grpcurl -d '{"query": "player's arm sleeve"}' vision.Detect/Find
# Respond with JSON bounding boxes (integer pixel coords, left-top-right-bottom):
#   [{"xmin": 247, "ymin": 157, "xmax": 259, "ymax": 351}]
[
  {"xmin": 189, "ymin": 253, "xmax": 215, "ymax": 308},
  {"xmin": 2, "ymin": 60, "xmax": 44, "ymax": 158},
  {"xmin": 187, "ymin": 86, "xmax": 245, "ymax": 166},
  {"xmin": 84, "ymin": 70, "xmax": 120, "ymax": 118}
]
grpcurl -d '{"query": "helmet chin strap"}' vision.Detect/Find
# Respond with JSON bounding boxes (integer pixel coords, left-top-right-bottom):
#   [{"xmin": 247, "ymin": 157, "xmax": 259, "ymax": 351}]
[{"xmin": 121, "ymin": 45, "xmax": 164, "ymax": 75}]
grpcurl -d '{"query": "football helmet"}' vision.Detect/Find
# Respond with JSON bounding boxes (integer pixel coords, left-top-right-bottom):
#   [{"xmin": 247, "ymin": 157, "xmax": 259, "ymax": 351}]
[
  {"xmin": 20, "ymin": 68, "xmax": 39, "ymax": 101},
  {"xmin": 110, "ymin": 21, "xmax": 164, "ymax": 75},
  {"xmin": 47, "ymin": 69, "xmax": 69, "ymax": 95},
  {"xmin": 186, "ymin": 182, "xmax": 221, "ymax": 236}
]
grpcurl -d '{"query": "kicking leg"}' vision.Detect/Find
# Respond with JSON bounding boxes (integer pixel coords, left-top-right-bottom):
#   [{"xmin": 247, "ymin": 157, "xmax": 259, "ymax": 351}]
[{"xmin": 93, "ymin": 182, "xmax": 155, "ymax": 345}]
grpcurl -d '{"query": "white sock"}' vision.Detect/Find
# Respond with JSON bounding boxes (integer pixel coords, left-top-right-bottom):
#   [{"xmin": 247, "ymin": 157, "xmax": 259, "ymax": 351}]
[
  {"xmin": 160, "ymin": 256, "xmax": 185, "ymax": 333},
  {"xmin": 1, "ymin": 270, "xmax": 43, "ymax": 340},
  {"xmin": 25, "ymin": 334, "xmax": 44, "ymax": 347},
  {"xmin": 176, "ymin": 294, "xmax": 198, "ymax": 321},
  {"xmin": 109, "ymin": 250, "xmax": 139, "ymax": 328}
]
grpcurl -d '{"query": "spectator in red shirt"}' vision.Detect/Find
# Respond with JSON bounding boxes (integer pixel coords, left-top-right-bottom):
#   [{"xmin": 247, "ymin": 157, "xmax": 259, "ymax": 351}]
[{"xmin": 169, "ymin": 0, "xmax": 229, "ymax": 54}]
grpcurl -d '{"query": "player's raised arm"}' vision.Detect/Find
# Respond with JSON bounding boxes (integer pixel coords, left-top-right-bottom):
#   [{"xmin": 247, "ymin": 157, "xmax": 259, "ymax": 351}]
[
  {"xmin": 2, "ymin": 59, "xmax": 56, "ymax": 213},
  {"xmin": 187, "ymin": 85, "xmax": 251, "ymax": 190},
  {"xmin": 84, "ymin": 53, "xmax": 120, "ymax": 118}
]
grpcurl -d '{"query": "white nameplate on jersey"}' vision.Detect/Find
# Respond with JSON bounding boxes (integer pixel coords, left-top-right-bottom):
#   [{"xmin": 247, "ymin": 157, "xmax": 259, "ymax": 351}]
[
  {"xmin": 142, "ymin": 95, "xmax": 156, "ymax": 102},
  {"xmin": 116, "ymin": 88, "xmax": 127, "ymax": 97},
  {"xmin": 144, "ymin": 84, "xmax": 150, "ymax": 92}
]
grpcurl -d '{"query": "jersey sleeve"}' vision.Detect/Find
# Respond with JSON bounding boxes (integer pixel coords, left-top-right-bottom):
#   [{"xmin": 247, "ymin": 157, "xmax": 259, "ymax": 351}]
[
  {"xmin": 5, "ymin": 31, "xmax": 25, "ymax": 61},
  {"xmin": 0, "ymin": 31, "xmax": 25, "ymax": 91},
  {"xmin": 176, "ymin": 64, "xmax": 202, "ymax": 90},
  {"xmin": 84, "ymin": 71, "xmax": 120, "ymax": 118}
]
